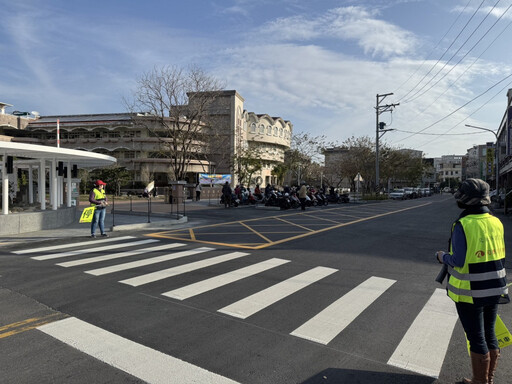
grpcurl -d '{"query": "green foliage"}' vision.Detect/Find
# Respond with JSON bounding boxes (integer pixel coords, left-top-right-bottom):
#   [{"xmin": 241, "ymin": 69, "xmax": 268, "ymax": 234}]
[
  {"xmin": 88, "ymin": 166, "xmax": 132, "ymax": 195},
  {"xmin": 271, "ymin": 163, "xmax": 288, "ymax": 186},
  {"xmin": 233, "ymin": 146, "xmax": 263, "ymax": 187}
]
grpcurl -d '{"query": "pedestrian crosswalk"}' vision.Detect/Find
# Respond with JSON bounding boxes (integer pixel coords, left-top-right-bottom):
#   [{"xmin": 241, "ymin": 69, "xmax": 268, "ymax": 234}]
[{"xmin": 11, "ymin": 236, "xmax": 458, "ymax": 379}]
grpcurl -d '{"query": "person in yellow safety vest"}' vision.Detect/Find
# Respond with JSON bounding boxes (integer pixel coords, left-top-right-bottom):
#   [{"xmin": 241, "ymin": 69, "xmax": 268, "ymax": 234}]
[
  {"xmin": 89, "ymin": 179, "xmax": 109, "ymax": 238},
  {"xmin": 436, "ymin": 178, "xmax": 508, "ymax": 384}
]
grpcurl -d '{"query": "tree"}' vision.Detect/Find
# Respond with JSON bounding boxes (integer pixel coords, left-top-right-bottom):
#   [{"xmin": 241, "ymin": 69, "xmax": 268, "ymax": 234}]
[
  {"xmin": 126, "ymin": 65, "xmax": 225, "ymax": 181},
  {"xmin": 271, "ymin": 163, "xmax": 288, "ymax": 187},
  {"xmin": 286, "ymin": 132, "xmax": 330, "ymax": 185},
  {"xmin": 233, "ymin": 146, "xmax": 263, "ymax": 187},
  {"xmin": 90, "ymin": 166, "xmax": 132, "ymax": 196}
]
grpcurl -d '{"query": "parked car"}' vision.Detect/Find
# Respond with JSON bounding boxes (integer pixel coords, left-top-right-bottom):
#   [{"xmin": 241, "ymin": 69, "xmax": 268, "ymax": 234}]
[
  {"xmin": 389, "ymin": 189, "xmax": 405, "ymax": 200},
  {"xmin": 403, "ymin": 187, "xmax": 417, "ymax": 199},
  {"xmin": 421, "ymin": 188, "xmax": 432, "ymax": 197}
]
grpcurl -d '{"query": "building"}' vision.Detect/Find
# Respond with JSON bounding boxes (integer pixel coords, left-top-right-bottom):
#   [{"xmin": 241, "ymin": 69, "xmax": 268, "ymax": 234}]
[
  {"xmin": 496, "ymin": 89, "xmax": 512, "ymax": 192},
  {"xmin": 1, "ymin": 91, "xmax": 292, "ymax": 188},
  {"xmin": 465, "ymin": 143, "xmax": 495, "ymax": 182},
  {"xmin": 437, "ymin": 155, "xmax": 466, "ymax": 184}
]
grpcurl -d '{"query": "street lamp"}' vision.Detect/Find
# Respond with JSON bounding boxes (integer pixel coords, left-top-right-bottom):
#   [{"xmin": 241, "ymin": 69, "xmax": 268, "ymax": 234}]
[{"xmin": 464, "ymin": 124, "xmax": 499, "ymax": 192}]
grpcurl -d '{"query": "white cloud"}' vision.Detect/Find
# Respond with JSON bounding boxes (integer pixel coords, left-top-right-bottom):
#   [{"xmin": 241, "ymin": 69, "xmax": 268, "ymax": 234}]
[{"xmin": 255, "ymin": 6, "xmax": 418, "ymax": 58}]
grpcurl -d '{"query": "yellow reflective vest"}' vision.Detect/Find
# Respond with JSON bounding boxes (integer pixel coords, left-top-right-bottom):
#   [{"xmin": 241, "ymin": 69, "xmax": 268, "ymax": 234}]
[
  {"xmin": 90, "ymin": 188, "xmax": 106, "ymax": 207},
  {"xmin": 447, "ymin": 213, "xmax": 507, "ymax": 304}
]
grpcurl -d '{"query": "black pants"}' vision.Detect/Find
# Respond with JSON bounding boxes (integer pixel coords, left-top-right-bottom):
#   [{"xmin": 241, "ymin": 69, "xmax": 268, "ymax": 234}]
[
  {"xmin": 299, "ymin": 198, "xmax": 306, "ymax": 210},
  {"xmin": 196, "ymin": 191, "xmax": 201, "ymax": 201},
  {"xmin": 456, "ymin": 302, "xmax": 499, "ymax": 354}
]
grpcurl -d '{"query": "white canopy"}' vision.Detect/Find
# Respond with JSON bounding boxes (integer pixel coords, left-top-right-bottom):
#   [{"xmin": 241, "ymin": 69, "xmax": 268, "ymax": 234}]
[{"xmin": 0, "ymin": 141, "xmax": 116, "ymax": 168}]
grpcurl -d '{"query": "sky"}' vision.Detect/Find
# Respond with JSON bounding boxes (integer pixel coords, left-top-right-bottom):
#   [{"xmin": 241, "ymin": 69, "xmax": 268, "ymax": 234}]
[{"xmin": 1, "ymin": 0, "xmax": 512, "ymax": 158}]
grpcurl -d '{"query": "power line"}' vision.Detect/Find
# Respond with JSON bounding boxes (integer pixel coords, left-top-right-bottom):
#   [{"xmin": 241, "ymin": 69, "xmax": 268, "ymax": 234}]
[
  {"xmin": 393, "ymin": 129, "xmax": 485, "ymax": 136},
  {"xmin": 405, "ymin": 1, "xmax": 510, "ymax": 104},
  {"xmin": 406, "ymin": 77, "xmax": 512, "ymax": 150},
  {"xmin": 411, "ymin": 16, "xmax": 512, "ymax": 120},
  {"xmin": 392, "ymin": 0, "xmax": 473, "ymax": 95},
  {"xmin": 396, "ymin": 0, "xmax": 485, "ymax": 103},
  {"xmin": 393, "ymin": 71, "xmax": 512, "ymax": 144}
]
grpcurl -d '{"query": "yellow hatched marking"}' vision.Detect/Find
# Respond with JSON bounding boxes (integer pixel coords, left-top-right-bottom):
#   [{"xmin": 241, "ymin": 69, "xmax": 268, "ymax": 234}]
[
  {"xmin": 301, "ymin": 214, "xmax": 341, "ymax": 224},
  {"xmin": 146, "ymin": 202, "xmax": 431, "ymax": 249},
  {"xmin": 250, "ymin": 203, "xmax": 431, "ymax": 249},
  {"xmin": 274, "ymin": 217, "xmax": 315, "ymax": 232},
  {"xmin": 239, "ymin": 222, "xmax": 272, "ymax": 243}
]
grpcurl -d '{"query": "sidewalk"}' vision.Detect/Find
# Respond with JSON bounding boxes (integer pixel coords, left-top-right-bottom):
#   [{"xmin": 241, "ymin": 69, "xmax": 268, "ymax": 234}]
[{"xmin": 0, "ymin": 198, "xmax": 221, "ymax": 242}]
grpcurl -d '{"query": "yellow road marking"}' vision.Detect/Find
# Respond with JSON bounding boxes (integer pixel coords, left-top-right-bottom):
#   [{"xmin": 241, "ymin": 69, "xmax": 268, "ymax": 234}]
[
  {"xmin": 239, "ymin": 221, "xmax": 272, "ymax": 243},
  {"xmin": 147, "ymin": 202, "xmax": 431, "ymax": 249},
  {"xmin": 0, "ymin": 313, "xmax": 66, "ymax": 339},
  {"xmin": 189, "ymin": 228, "xmax": 196, "ymax": 241},
  {"xmin": 301, "ymin": 213, "xmax": 341, "ymax": 224},
  {"xmin": 274, "ymin": 217, "xmax": 315, "ymax": 232}
]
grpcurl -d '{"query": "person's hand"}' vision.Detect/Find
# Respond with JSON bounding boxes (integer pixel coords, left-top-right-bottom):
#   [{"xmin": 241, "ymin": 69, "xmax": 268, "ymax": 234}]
[{"xmin": 436, "ymin": 251, "xmax": 444, "ymax": 264}]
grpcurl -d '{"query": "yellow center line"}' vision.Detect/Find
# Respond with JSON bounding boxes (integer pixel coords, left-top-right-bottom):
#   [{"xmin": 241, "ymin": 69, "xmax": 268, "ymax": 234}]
[
  {"xmin": 0, "ymin": 313, "xmax": 67, "ymax": 339},
  {"xmin": 239, "ymin": 221, "xmax": 273, "ymax": 243},
  {"xmin": 189, "ymin": 228, "xmax": 196, "ymax": 241},
  {"xmin": 274, "ymin": 217, "xmax": 315, "ymax": 232}
]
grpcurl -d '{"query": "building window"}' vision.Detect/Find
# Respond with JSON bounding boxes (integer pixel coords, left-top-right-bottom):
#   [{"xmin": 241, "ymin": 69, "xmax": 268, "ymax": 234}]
[
  {"xmin": 273, "ymin": 127, "xmax": 278, "ymax": 136},
  {"xmin": 267, "ymin": 126, "xmax": 271, "ymax": 135},
  {"xmin": 251, "ymin": 123, "xmax": 256, "ymax": 133},
  {"xmin": 259, "ymin": 125, "xmax": 265, "ymax": 134},
  {"xmin": 279, "ymin": 128, "xmax": 283, "ymax": 137}
]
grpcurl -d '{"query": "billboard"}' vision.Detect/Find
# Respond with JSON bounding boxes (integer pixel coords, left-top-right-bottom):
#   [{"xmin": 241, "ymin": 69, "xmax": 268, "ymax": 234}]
[{"xmin": 199, "ymin": 174, "xmax": 231, "ymax": 185}]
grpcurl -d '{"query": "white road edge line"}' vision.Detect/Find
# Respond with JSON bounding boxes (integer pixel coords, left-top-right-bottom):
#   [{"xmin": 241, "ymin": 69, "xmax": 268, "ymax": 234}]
[{"xmin": 38, "ymin": 317, "xmax": 239, "ymax": 384}]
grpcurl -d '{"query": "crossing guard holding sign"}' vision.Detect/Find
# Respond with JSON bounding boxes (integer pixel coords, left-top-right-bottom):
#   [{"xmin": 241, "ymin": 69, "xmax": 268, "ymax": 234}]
[{"xmin": 89, "ymin": 180, "xmax": 109, "ymax": 238}]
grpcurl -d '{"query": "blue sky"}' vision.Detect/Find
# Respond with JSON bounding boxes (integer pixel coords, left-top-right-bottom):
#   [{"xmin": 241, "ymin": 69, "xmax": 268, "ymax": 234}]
[{"xmin": 1, "ymin": 0, "xmax": 512, "ymax": 158}]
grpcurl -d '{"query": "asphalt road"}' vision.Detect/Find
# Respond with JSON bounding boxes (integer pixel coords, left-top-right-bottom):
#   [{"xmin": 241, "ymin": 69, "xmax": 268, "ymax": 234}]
[{"xmin": 1, "ymin": 194, "xmax": 511, "ymax": 384}]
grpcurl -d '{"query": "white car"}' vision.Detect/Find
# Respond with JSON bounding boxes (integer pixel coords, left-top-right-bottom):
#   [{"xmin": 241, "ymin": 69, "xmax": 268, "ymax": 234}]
[{"xmin": 389, "ymin": 189, "xmax": 405, "ymax": 200}]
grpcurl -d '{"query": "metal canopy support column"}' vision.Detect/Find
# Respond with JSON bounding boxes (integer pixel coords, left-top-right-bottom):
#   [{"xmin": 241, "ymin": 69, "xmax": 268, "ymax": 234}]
[
  {"xmin": 2, "ymin": 153, "xmax": 8, "ymax": 215},
  {"xmin": 39, "ymin": 159, "xmax": 46, "ymax": 210},
  {"xmin": 66, "ymin": 161, "xmax": 72, "ymax": 208},
  {"xmin": 51, "ymin": 158, "xmax": 57, "ymax": 210},
  {"xmin": 28, "ymin": 165, "xmax": 34, "ymax": 204}
]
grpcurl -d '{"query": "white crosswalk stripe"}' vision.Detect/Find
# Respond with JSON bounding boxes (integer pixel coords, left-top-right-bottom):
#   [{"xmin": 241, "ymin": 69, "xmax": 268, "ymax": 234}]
[
  {"xmin": 218, "ymin": 266, "xmax": 338, "ymax": 319},
  {"xmin": 31, "ymin": 239, "xmax": 160, "ymax": 261},
  {"xmin": 86, "ymin": 247, "xmax": 216, "ymax": 276},
  {"xmin": 387, "ymin": 288, "xmax": 458, "ymax": 378},
  {"xmin": 13, "ymin": 237, "xmax": 461, "ymax": 379},
  {"xmin": 119, "ymin": 251, "xmax": 250, "ymax": 287},
  {"xmin": 290, "ymin": 276, "xmax": 396, "ymax": 345},
  {"xmin": 162, "ymin": 258, "xmax": 291, "ymax": 300},
  {"xmin": 13, "ymin": 236, "xmax": 136, "ymax": 254},
  {"xmin": 56, "ymin": 243, "xmax": 186, "ymax": 267}
]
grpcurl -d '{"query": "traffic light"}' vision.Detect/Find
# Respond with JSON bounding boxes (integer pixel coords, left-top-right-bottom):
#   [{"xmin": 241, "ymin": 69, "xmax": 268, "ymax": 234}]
[
  {"xmin": 57, "ymin": 161, "xmax": 64, "ymax": 176},
  {"xmin": 71, "ymin": 164, "xmax": 78, "ymax": 178},
  {"xmin": 379, "ymin": 122, "xmax": 386, "ymax": 130}
]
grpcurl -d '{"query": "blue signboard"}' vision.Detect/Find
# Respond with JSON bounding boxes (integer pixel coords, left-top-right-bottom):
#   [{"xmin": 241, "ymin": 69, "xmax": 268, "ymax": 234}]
[{"xmin": 199, "ymin": 174, "xmax": 231, "ymax": 185}]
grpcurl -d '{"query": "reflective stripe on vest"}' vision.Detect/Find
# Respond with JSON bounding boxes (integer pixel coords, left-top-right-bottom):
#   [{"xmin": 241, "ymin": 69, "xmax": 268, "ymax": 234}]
[
  {"xmin": 447, "ymin": 213, "xmax": 507, "ymax": 304},
  {"xmin": 447, "ymin": 266, "xmax": 506, "ymax": 281}
]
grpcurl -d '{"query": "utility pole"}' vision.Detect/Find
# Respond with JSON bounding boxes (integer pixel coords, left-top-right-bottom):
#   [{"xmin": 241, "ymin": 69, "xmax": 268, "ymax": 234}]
[{"xmin": 375, "ymin": 93, "xmax": 399, "ymax": 192}]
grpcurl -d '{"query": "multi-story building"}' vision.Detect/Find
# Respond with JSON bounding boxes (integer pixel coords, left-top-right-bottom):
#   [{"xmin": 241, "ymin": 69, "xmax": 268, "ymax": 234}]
[
  {"xmin": 437, "ymin": 155, "xmax": 466, "ymax": 184},
  {"xmin": 465, "ymin": 143, "xmax": 495, "ymax": 182},
  {"xmin": 1, "ymin": 91, "xmax": 292, "ymax": 188},
  {"xmin": 496, "ymin": 89, "xmax": 512, "ymax": 192}
]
